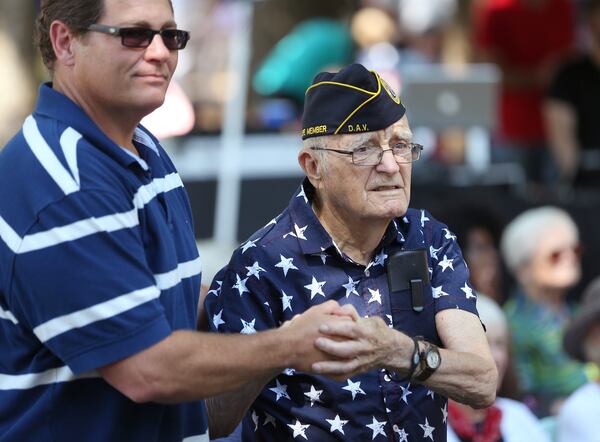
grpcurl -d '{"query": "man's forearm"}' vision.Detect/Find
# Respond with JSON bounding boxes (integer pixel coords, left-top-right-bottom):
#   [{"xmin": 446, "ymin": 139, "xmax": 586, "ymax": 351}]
[
  {"xmin": 206, "ymin": 372, "xmax": 275, "ymax": 438},
  {"xmin": 414, "ymin": 345, "xmax": 497, "ymax": 408}
]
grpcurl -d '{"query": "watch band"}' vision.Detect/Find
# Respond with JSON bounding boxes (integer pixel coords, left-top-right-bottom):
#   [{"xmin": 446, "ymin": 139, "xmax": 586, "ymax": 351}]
[
  {"xmin": 414, "ymin": 340, "xmax": 441, "ymax": 382},
  {"xmin": 405, "ymin": 336, "xmax": 421, "ymax": 380}
]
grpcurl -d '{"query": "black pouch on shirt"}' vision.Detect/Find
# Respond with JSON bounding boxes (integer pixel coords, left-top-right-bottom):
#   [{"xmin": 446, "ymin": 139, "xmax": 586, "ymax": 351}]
[{"xmin": 387, "ymin": 249, "xmax": 430, "ymax": 313}]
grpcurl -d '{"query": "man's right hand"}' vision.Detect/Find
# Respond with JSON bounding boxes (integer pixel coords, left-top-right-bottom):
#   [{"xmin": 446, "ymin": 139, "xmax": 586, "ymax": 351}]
[{"xmin": 278, "ymin": 300, "xmax": 357, "ymax": 375}]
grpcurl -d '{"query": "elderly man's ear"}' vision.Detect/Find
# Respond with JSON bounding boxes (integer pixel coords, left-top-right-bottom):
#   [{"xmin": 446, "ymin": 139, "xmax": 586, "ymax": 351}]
[{"xmin": 298, "ymin": 149, "xmax": 324, "ymax": 189}]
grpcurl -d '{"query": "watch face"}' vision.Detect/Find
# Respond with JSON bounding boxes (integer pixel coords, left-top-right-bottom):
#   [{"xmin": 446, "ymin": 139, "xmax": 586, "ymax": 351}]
[{"xmin": 426, "ymin": 350, "xmax": 441, "ymax": 369}]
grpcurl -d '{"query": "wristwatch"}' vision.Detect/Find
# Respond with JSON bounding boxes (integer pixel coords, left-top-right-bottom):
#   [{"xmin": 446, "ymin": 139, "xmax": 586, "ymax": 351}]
[{"xmin": 414, "ymin": 340, "xmax": 441, "ymax": 382}]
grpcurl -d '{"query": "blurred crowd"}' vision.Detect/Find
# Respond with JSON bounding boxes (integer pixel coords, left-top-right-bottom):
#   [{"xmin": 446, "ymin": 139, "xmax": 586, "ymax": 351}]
[{"xmin": 2, "ymin": 0, "xmax": 600, "ymax": 440}]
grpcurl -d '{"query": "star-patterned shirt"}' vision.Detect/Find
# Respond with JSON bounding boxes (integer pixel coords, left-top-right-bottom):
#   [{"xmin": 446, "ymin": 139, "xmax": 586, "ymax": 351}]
[{"xmin": 205, "ymin": 179, "xmax": 478, "ymax": 441}]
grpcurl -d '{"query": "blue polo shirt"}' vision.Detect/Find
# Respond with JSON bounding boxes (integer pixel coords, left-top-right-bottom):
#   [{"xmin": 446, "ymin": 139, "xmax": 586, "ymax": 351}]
[
  {"xmin": 0, "ymin": 84, "xmax": 208, "ymax": 441},
  {"xmin": 205, "ymin": 180, "xmax": 479, "ymax": 441}
]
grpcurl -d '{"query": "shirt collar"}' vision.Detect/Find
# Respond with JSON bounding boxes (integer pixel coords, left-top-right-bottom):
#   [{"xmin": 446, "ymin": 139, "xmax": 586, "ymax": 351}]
[
  {"xmin": 34, "ymin": 83, "xmax": 159, "ymax": 170},
  {"xmin": 289, "ymin": 178, "xmax": 406, "ymax": 259}
]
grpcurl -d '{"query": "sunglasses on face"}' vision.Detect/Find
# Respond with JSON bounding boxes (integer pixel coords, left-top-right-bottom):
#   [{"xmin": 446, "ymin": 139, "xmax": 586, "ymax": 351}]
[
  {"xmin": 87, "ymin": 24, "xmax": 190, "ymax": 50},
  {"xmin": 546, "ymin": 244, "xmax": 583, "ymax": 265}
]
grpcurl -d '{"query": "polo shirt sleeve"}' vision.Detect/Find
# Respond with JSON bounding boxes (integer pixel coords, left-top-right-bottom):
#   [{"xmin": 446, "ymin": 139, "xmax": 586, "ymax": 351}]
[
  {"xmin": 204, "ymin": 248, "xmax": 279, "ymax": 335},
  {"xmin": 428, "ymin": 217, "xmax": 478, "ymax": 316},
  {"xmin": 9, "ymin": 189, "xmax": 172, "ymax": 374}
]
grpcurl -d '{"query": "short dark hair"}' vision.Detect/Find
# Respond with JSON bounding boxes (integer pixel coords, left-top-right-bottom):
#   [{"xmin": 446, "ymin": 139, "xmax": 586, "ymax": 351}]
[
  {"xmin": 35, "ymin": 0, "xmax": 104, "ymax": 71},
  {"xmin": 35, "ymin": 0, "xmax": 174, "ymax": 72}
]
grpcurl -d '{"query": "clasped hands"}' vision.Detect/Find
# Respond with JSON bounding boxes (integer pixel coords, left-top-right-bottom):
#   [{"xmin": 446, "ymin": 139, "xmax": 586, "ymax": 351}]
[{"xmin": 282, "ymin": 300, "xmax": 415, "ymax": 381}]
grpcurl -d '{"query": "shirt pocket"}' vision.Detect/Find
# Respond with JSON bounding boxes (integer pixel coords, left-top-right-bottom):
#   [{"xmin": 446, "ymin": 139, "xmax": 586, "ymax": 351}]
[{"xmin": 388, "ymin": 285, "xmax": 440, "ymax": 344}]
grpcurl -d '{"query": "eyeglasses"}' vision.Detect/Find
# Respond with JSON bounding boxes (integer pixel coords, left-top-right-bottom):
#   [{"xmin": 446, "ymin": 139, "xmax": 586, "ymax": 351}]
[
  {"xmin": 87, "ymin": 24, "xmax": 190, "ymax": 50},
  {"xmin": 311, "ymin": 142, "xmax": 423, "ymax": 166},
  {"xmin": 547, "ymin": 244, "xmax": 583, "ymax": 265}
]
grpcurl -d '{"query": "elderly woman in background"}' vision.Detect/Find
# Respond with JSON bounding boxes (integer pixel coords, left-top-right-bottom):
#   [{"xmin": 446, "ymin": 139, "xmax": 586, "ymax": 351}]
[
  {"xmin": 558, "ymin": 277, "xmax": 600, "ymax": 441},
  {"xmin": 448, "ymin": 295, "xmax": 549, "ymax": 442},
  {"xmin": 500, "ymin": 207, "xmax": 588, "ymax": 417}
]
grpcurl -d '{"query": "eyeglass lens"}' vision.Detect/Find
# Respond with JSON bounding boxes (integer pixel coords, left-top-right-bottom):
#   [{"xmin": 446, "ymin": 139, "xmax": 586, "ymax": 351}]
[{"xmin": 121, "ymin": 28, "xmax": 189, "ymax": 50}]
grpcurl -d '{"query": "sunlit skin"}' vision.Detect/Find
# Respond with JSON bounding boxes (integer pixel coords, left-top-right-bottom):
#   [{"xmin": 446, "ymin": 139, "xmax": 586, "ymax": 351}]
[
  {"xmin": 50, "ymin": 0, "xmax": 177, "ymax": 152},
  {"xmin": 299, "ymin": 115, "xmax": 413, "ymax": 265}
]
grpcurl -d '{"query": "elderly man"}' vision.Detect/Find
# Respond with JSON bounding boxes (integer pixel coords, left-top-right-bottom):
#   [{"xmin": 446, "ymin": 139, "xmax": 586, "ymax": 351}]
[
  {"xmin": 205, "ymin": 64, "xmax": 497, "ymax": 441},
  {"xmin": 0, "ymin": 1, "xmax": 356, "ymax": 441}
]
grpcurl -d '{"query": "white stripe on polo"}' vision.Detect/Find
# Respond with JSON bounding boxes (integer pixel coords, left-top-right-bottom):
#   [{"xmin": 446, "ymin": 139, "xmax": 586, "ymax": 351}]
[
  {"xmin": 155, "ymin": 257, "xmax": 202, "ymax": 291},
  {"xmin": 19, "ymin": 208, "xmax": 139, "ymax": 253},
  {"xmin": 60, "ymin": 127, "xmax": 82, "ymax": 186},
  {"xmin": 0, "ymin": 215, "xmax": 22, "ymax": 253},
  {"xmin": 0, "ymin": 172, "xmax": 185, "ymax": 254},
  {"xmin": 23, "ymin": 116, "xmax": 80, "ymax": 195},
  {"xmin": 0, "ymin": 366, "xmax": 99, "ymax": 391},
  {"xmin": 0, "ymin": 306, "xmax": 18, "ymax": 324},
  {"xmin": 33, "ymin": 285, "xmax": 161, "ymax": 343},
  {"xmin": 133, "ymin": 172, "xmax": 183, "ymax": 209}
]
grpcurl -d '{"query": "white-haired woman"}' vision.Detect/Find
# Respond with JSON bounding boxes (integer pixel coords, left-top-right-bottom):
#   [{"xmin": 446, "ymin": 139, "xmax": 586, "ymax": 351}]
[
  {"xmin": 448, "ymin": 295, "xmax": 549, "ymax": 442},
  {"xmin": 501, "ymin": 207, "xmax": 588, "ymax": 416}
]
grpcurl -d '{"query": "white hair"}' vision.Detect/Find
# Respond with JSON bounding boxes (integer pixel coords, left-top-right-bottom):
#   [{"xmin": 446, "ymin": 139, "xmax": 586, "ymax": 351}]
[
  {"xmin": 476, "ymin": 294, "xmax": 507, "ymax": 330},
  {"xmin": 500, "ymin": 206, "xmax": 579, "ymax": 275}
]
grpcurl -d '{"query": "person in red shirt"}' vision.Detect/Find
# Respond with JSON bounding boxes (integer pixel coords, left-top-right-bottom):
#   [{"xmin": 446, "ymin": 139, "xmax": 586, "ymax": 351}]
[{"xmin": 472, "ymin": 0, "xmax": 575, "ymax": 185}]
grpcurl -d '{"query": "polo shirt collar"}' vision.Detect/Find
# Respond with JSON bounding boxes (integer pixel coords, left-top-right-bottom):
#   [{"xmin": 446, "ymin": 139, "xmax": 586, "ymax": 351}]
[{"xmin": 34, "ymin": 83, "xmax": 159, "ymax": 170}]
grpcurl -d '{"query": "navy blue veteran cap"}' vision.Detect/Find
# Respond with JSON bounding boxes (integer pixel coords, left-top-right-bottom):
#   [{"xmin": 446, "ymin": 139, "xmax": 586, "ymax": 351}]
[{"xmin": 301, "ymin": 63, "xmax": 406, "ymax": 140}]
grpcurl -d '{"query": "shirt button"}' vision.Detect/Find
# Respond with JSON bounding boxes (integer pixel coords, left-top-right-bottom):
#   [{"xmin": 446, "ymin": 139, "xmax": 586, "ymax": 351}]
[{"xmin": 364, "ymin": 269, "xmax": 370, "ymax": 277}]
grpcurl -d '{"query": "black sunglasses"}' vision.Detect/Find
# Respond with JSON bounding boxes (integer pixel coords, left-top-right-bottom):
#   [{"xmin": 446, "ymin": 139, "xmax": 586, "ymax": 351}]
[{"xmin": 87, "ymin": 24, "xmax": 190, "ymax": 50}]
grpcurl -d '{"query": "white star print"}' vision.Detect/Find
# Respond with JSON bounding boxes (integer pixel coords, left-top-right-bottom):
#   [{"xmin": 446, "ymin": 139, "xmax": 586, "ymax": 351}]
[
  {"xmin": 366, "ymin": 416, "xmax": 387, "ymax": 439},
  {"xmin": 269, "ymin": 379, "xmax": 291, "ymax": 401},
  {"xmin": 297, "ymin": 185, "xmax": 308, "ymax": 204},
  {"xmin": 303, "ymin": 385, "xmax": 323, "ymax": 406},
  {"xmin": 284, "ymin": 223, "xmax": 308, "ymax": 241},
  {"xmin": 400, "ymin": 383, "xmax": 413, "ymax": 404},
  {"xmin": 427, "ymin": 389, "xmax": 435, "ymax": 399},
  {"xmin": 419, "ymin": 417, "xmax": 435, "ymax": 440},
  {"xmin": 304, "ymin": 276, "xmax": 326, "ymax": 300},
  {"xmin": 429, "ymin": 245, "xmax": 443, "ymax": 260},
  {"xmin": 212, "ymin": 309, "xmax": 225, "ymax": 329},
  {"xmin": 233, "ymin": 274, "xmax": 250, "ymax": 296},
  {"xmin": 252, "ymin": 410, "xmax": 259, "ymax": 431},
  {"xmin": 442, "ymin": 402, "xmax": 448, "ymax": 423},
  {"xmin": 316, "ymin": 247, "xmax": 328, "ymax": 264},
  {"xmin": 461, "ymin": 282, "xmax": 476, "ymax": 299},
  {"xmin": 246, "ymin": 261, "xmax": 266, "ymax": 279},
  {"xmin": 403, "ymin": 216, "xmax": 410, "ymax": 224},
  {"xmin": 280, "ymin": 290, "xmax": 293, "ymax": 312},
  {"xmin": 385, "ymin": 314, "xmax": 393, "ymax": 328},
  {"xmin": 443, "ymin": 228, "xmax": 457, "ymax": 241},
  {"xmin": 207, "ymin": 280, "xmax": 222, "ymax": 296},
  {"xmin": 275, "ymin": 255, "xmax": 299, "ymax": 277},
  {"xmin": 241, "ymin": 239, "xmax": 257, "ymax": 253},
  {"xmin": 264, "ymin": 216, "xmax": 278, "ymax": 228},
  {"xmin": 283, "ymin": 367, "xmax": 296, "ymax": 376},
  {"xmin": 240, "ymin": 318, "xmax": 256, "ymax": 334},
  {"xmin": 432, "ymin": 285, "xmax": 450, "ymax": 298},
  {"xmin": 368, "ymin": 288, "xmax": 382, "ymax": 304},
  {"xmin": 438, "ymin": 255, "xmax": 455, "ymax": 272},
  {"xmin": 393, "ymin": 425, "xmax": 409, "ymax": 442},
  {"xmin": 342, "ymin": 276, "xmax": 360, "ymax": 297},
  {"xmin": 264, "ymin": 413, "xmax": 277, "ymax": 427},
  {"xmin": 372, "ymin": 250, "xmax": 388, "ymax": 267},
  {"xmin": 326, "ymin": 414, "xmax": 348, "ymax": 435},
  {"xmin": 342, "ymin": 379, "xmax": 366, "ymax": 400},
  {"xmin": 421, "ymin": 210, "xmax": 430, "ymax": 228},
  {"xmin": 288, "ymin": 419, "xmax": 310, "ymax": 440}
]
